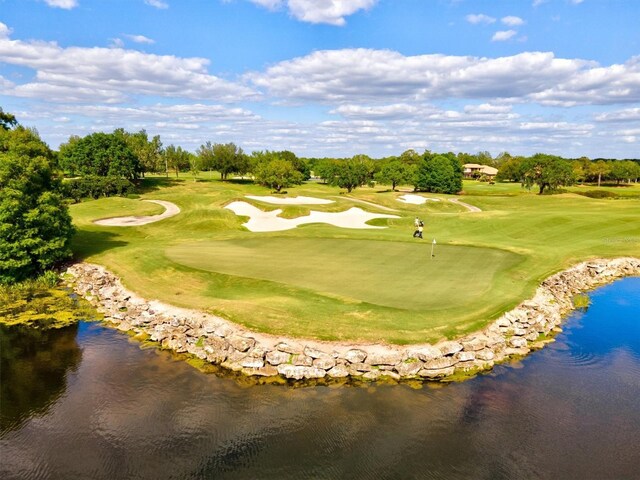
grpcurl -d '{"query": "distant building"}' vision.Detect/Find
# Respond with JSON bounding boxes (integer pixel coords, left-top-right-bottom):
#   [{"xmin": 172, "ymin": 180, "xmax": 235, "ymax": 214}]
[{"xmin": 463, "ymin": 163, "xmax": 498, "ymax": 179}]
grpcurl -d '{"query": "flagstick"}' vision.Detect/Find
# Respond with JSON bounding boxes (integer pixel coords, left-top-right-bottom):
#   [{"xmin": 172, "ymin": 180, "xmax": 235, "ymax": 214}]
[{"xmin": 431, "ymin": 238, "xmax": 436, "ymax": 259}]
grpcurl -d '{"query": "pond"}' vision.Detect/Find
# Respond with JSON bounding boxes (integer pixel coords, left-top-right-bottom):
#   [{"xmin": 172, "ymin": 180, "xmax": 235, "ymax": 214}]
[{"xmin": 1, "ymin": 277, "xmax": 639, "ymax": 479}]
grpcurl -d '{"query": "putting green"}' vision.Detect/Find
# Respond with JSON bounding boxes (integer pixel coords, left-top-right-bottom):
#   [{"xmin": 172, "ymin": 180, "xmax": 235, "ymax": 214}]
[{"xmin": 166, "ymin": 238, "xmax": 523, "ymax": 311}]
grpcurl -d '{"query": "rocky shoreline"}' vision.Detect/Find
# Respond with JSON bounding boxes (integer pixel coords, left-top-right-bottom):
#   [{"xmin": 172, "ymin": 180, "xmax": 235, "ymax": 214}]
[{"xmin": 67, "ymin": 257, "xmax": 640, "ymax": 383}]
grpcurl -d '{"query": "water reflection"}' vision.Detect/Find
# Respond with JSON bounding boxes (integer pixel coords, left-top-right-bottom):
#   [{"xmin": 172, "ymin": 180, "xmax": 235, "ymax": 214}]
[
  {"xmin": 0, "ymin": 324, "xmax": 82, "ymax": 434},
  {"xmin": 0, "ymin": 278, "xmax": 638, "ymax": 479}
]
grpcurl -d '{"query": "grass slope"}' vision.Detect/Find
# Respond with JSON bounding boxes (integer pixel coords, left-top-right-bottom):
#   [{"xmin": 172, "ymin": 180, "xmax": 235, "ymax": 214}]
[{"xmin": 70, "ymin": 177, "xmax": 640, "ymax": 344}]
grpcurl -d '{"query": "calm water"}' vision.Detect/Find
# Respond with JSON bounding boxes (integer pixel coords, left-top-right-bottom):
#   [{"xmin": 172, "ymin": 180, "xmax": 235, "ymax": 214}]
[{"xmin": 1, "ymin": 278, "xmax": 639, "ymax": 480}]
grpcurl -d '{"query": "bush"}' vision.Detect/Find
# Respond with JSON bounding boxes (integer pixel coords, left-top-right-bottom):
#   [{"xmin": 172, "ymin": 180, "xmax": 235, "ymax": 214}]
[
  {"xmin": 60, "ymin": 176, "xmax": 135, "ymax": 202},
  {"xmin": 574, "ymin": 190, "xmax": 618, "ymax": 199}
]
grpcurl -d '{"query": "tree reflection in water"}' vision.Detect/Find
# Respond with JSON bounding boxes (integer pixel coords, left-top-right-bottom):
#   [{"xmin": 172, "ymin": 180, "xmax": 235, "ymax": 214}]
[{"xmin": 0, "ymin": 324, "xmax": 82, "ymax": 433}]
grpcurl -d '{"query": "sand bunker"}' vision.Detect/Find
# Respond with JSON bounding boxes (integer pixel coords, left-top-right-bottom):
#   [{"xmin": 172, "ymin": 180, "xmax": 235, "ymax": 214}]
[
  {"xmin": 245, "ymin": 195, "xmax": 334, "ymax": 205},
  {"xmin": 94, "ymin": 200, "xmax": 180, "ymax": 227},
  {"xmin": 397, "ymin": 194, "xmax": 440, "ymax": 205},
  {"xmin": 226, "ymin": 201, "xmax": 399, "ymax": 232}
]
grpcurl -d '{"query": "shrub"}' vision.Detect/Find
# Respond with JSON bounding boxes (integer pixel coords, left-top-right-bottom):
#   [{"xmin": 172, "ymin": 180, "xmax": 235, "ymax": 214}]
[{"xmin": 61, "ymin": 176, "xmax": 135, "ymax": 202}]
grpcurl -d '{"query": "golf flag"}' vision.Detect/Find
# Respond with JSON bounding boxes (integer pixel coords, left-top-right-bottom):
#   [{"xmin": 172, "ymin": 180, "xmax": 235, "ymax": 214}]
[
  {"xmin": 431, "ymin": 238, "xmax": 436, "ymax": 258},
  {"xmin": 432, "ymin": 238, "xmax": 436, "ymax": 244}
]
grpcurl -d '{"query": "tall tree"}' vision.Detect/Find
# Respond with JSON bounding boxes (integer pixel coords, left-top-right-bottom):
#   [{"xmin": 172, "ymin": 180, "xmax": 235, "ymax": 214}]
[
  {"xmin": 520, "ymin": 154, "xmax": 575, "ymax": 194},
  {"xmin": 589, "ymin": 160, "xmax": 610, "ymax": 187},
  {"xmin": 163, "ymin": 145, "xmax": 191, "ymax": 178},
  {"xmin": 375, "ymin": 159, "xmax": 414, "ymax": 191},
  {"xmin": 414, "ymin": 154, "xmax": 463, "ymax": 194},
  {"xmin": 254, "ymin": 153, "xmax": 304, "ymax": 192},
  {"xmin": 331, "ymin": 156, "xmax": 370, "ymax": 193},
  {"xmin": 117, "ymin": 129, "xmax": 163, "ymax": 175},
  {"xmin": 59, "ymin": 132, "xmax": 141, "ymax": 180},
  {"xmin": 0, "ymin": 119, "xmax": 74, "ymax": 283},
  {"xmin": 496, "ymin": 156, "xmax": 524, "ymax": 182},
  {"xmin": 210, "ymin": 142, "xmax": 249, "ymax": 181}
]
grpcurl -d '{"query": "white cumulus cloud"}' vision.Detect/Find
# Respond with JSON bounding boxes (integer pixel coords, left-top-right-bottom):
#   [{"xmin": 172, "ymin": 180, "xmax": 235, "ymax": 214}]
[
  {"xmin": 501, "ymin": 16, "xmax": 525, "ymax": 27},
  {"xmin": 248, "ymin": 0, "xmax": 378, "ymax": 26},
  {"xmin": 43, "ymin": 0, "xmax": 78, "ymax": 8},
  {"xmin": 492, "ymin": 30, "xmax": 517, "ymax": 42},
  {"xmin": 144, "ymin": 0, "xmax": 168, "ymax": 9},
  {"xmin": 0, "ymin": 30, "xmax": 256, "ymax": 103},
  {"xmin": 466, "ymin": 14, "xmax": 496, "ymax": 25},
  {"xmin": 0, "ymin": 22, "xmax": 12, "ymax": 38},
  {"xmin": 124, "ymin": 34, "xmax": 155, "ymax": 44}
]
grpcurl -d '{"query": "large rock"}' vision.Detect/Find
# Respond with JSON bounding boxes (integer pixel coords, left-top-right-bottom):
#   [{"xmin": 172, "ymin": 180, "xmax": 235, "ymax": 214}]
[
  {"xmin": 277, "ymin": 364, "xmax": 326, "ymax": 380},
  {"xmin": 455, "ymin": 351, "xmax": 475, "ymax": 362},
  {"xmin": 475, "ymin": 349, "xmax": 495, "ymax": 361},
  {"xmin": 423, "ymin": 356, "xmax": 456, "ymax": 370},
  {"xmin": 408, "ymin": 346, "xmax": 442, "ymax": 362},
  {"xmin": 326, "ymin": 365, "xmax": 350, "ymax": 378},
  {"xmin": 228, "ymin": 336, "xmax": 255, "ymax": 352},
  {"xmin": 265, "ymin": 350, "xmax": 291, "ymax": 366},
  {"xmin": 395, "ymin": 360, "xmax": 424, "ymax": 376},
  {"xmin": 240, "ymin": 357, "xmax": 264, "ymax": 368},
  {"xmin": 509, "ymin": 337, "xmax": 528, "ymax": 348},
  {"xmin": 344, "ymin": 349, "xmax": 367, "ymax": 364},
  {"xmin": 367, "ymin": 351, "xmax": 402, "ymax": 366},
  {"xmin": 438, "ymin": 341, "xmax": 463, "ymax": 356},
  {"xmin": 292, "ymin": 354, "xmax": 313, "ymax": 367},
  {"xmin": 350, "ymin": 362, "xmax": 372, "ymax": 372},
  {"xmin": 313, "ymin": 356, "xmax": 336, "ymax": 370},
  {"xmin": 304, "ymin": 346, "xmax": 329, "ymax": 358},
  {"xmin": 461, "ymin": 335, "xmax": 488, "ymax": 351}
]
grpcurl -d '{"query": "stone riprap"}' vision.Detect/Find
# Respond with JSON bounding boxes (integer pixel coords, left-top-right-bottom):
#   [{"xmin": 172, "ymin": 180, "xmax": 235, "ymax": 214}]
[{"xmin": 66, "ymin": 257, "xmax": 640, "ymax": 383}]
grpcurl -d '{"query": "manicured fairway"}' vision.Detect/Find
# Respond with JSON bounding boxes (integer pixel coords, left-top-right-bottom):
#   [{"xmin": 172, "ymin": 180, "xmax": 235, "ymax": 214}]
[
  {"xmin": 166, "ymin": 238, "xmax": 523, "ymax": 311},
  {"xmin": 69, "ymin": 176, "xmax": 640, "ymax": 344}
]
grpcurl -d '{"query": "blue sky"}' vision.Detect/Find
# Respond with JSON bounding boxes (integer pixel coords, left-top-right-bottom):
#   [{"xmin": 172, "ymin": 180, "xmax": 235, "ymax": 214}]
[{"xmin": 1, "ymin": 0, "xmax": 639, "ymax": 158}]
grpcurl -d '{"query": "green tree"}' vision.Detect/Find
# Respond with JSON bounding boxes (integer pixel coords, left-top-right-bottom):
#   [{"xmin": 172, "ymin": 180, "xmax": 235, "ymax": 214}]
[
  {"xmin": 117, "ymin": 129, "xmax": 163, "ymax": 175},
  {"xmin": 610, "ymin": 160, "xmax": 637, "ymax": 185},
  {"xmin": 163, "ymin": 145, "xmax": 191, "ymax": 178},
  {"xmin": 196, "ymin": 141, "xmax": 216, "ymax": 177},
  {"xmin": 414, "ymin": 154, "xmax": 463, "ymax": 194},
  {"xmin": 59, "ymin": 132, "xmax": 141, "ymax": 180},
  {"xmin": 254, "ymin": 155, "xmax": 304, "ymax": 192},
  {"xmin": 496, "ymin": 156, "xmax": 524, "ymax": 182},
  {"xmin": 589, "ymin": 160, "xmax": 610, "ymax": 187},
  {"xmin": 277, "ymin": 150, "xmax": 311, "ymax": 180},
  {"xmin": 0, "ymin": 124, "xmax": 74, "ymax": 283},
  {"xmin": 314, "ymin": 158, "xmax": 340, "ymax": 184},
  {"xmin": 520, "ymin": 154, "xmax": 575, "ymax": 194},
  {"xmin": 331, "ymin": 156, "xmax": 370, "ymax": 193},
  {"xmin": 399, "ymin": 149, "xmax": 421, "ymax": 166},
  {"xmin": 0, "ymin": 108, "xmax": 18, "ymax": 131},
  {"xmin": 188, "ymin": 151, "xmax": 201, "ymax": 181},
  {"xmin": 210, "ymin": 142, "xmax": 249, "ymax": 181},
  {"xmin": 375, "ymin": 159, "xmax": 414, "ymax": 191}
]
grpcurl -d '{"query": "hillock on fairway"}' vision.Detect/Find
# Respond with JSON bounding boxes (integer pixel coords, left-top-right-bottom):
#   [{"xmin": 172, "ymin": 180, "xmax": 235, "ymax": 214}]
[{"xmin": 70, "ymin": 177, "xmax": 640, "ymax": 344}]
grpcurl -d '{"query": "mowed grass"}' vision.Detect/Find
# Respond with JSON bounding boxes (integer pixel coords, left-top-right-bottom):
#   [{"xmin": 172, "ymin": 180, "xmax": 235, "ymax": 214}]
[
  {"xmin": 166, "ymin": 238, "xmax": 523, "ymax": 311},
  {"xmin": 69, "ymin": 176, "xmax": 640, "ymax": 344}
]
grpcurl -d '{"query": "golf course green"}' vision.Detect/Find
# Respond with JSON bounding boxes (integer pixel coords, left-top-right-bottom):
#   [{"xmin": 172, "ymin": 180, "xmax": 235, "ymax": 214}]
[{"xmin": 70, "ymin": 177, "xmax": 640, "ymax": 344}]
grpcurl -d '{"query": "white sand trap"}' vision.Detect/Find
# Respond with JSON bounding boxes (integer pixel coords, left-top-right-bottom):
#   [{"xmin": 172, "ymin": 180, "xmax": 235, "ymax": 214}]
[
  {"xmin": 94, "ymin": 200, "xmax": 180, "ymax": 226},
  {"xmin": 226, "ymin": 201, "xmax": 399, "ymax": 232},
  {"xmin": 397, "ymin": 194, "xmax": 441, "ymax": 205},
  {"xmin": 245, "ymin": 195, "xmax": 334, "ymax": 205}
]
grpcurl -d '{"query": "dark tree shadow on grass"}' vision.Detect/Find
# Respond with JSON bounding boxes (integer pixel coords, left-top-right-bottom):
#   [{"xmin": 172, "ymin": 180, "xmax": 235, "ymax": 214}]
[
  {"xmin": 135, "ymin": 176, "xmax": 182, "ymax": 194},
  {"xmin": 71, "ymin": 229, "xmax": 129, "ymax": 260}
]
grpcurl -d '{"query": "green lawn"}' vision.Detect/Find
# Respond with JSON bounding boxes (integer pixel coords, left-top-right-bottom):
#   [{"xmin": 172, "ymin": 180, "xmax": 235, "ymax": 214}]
[{"xmin": 69, "ymin": 176, "xmax": 640, "ymax": 344}]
